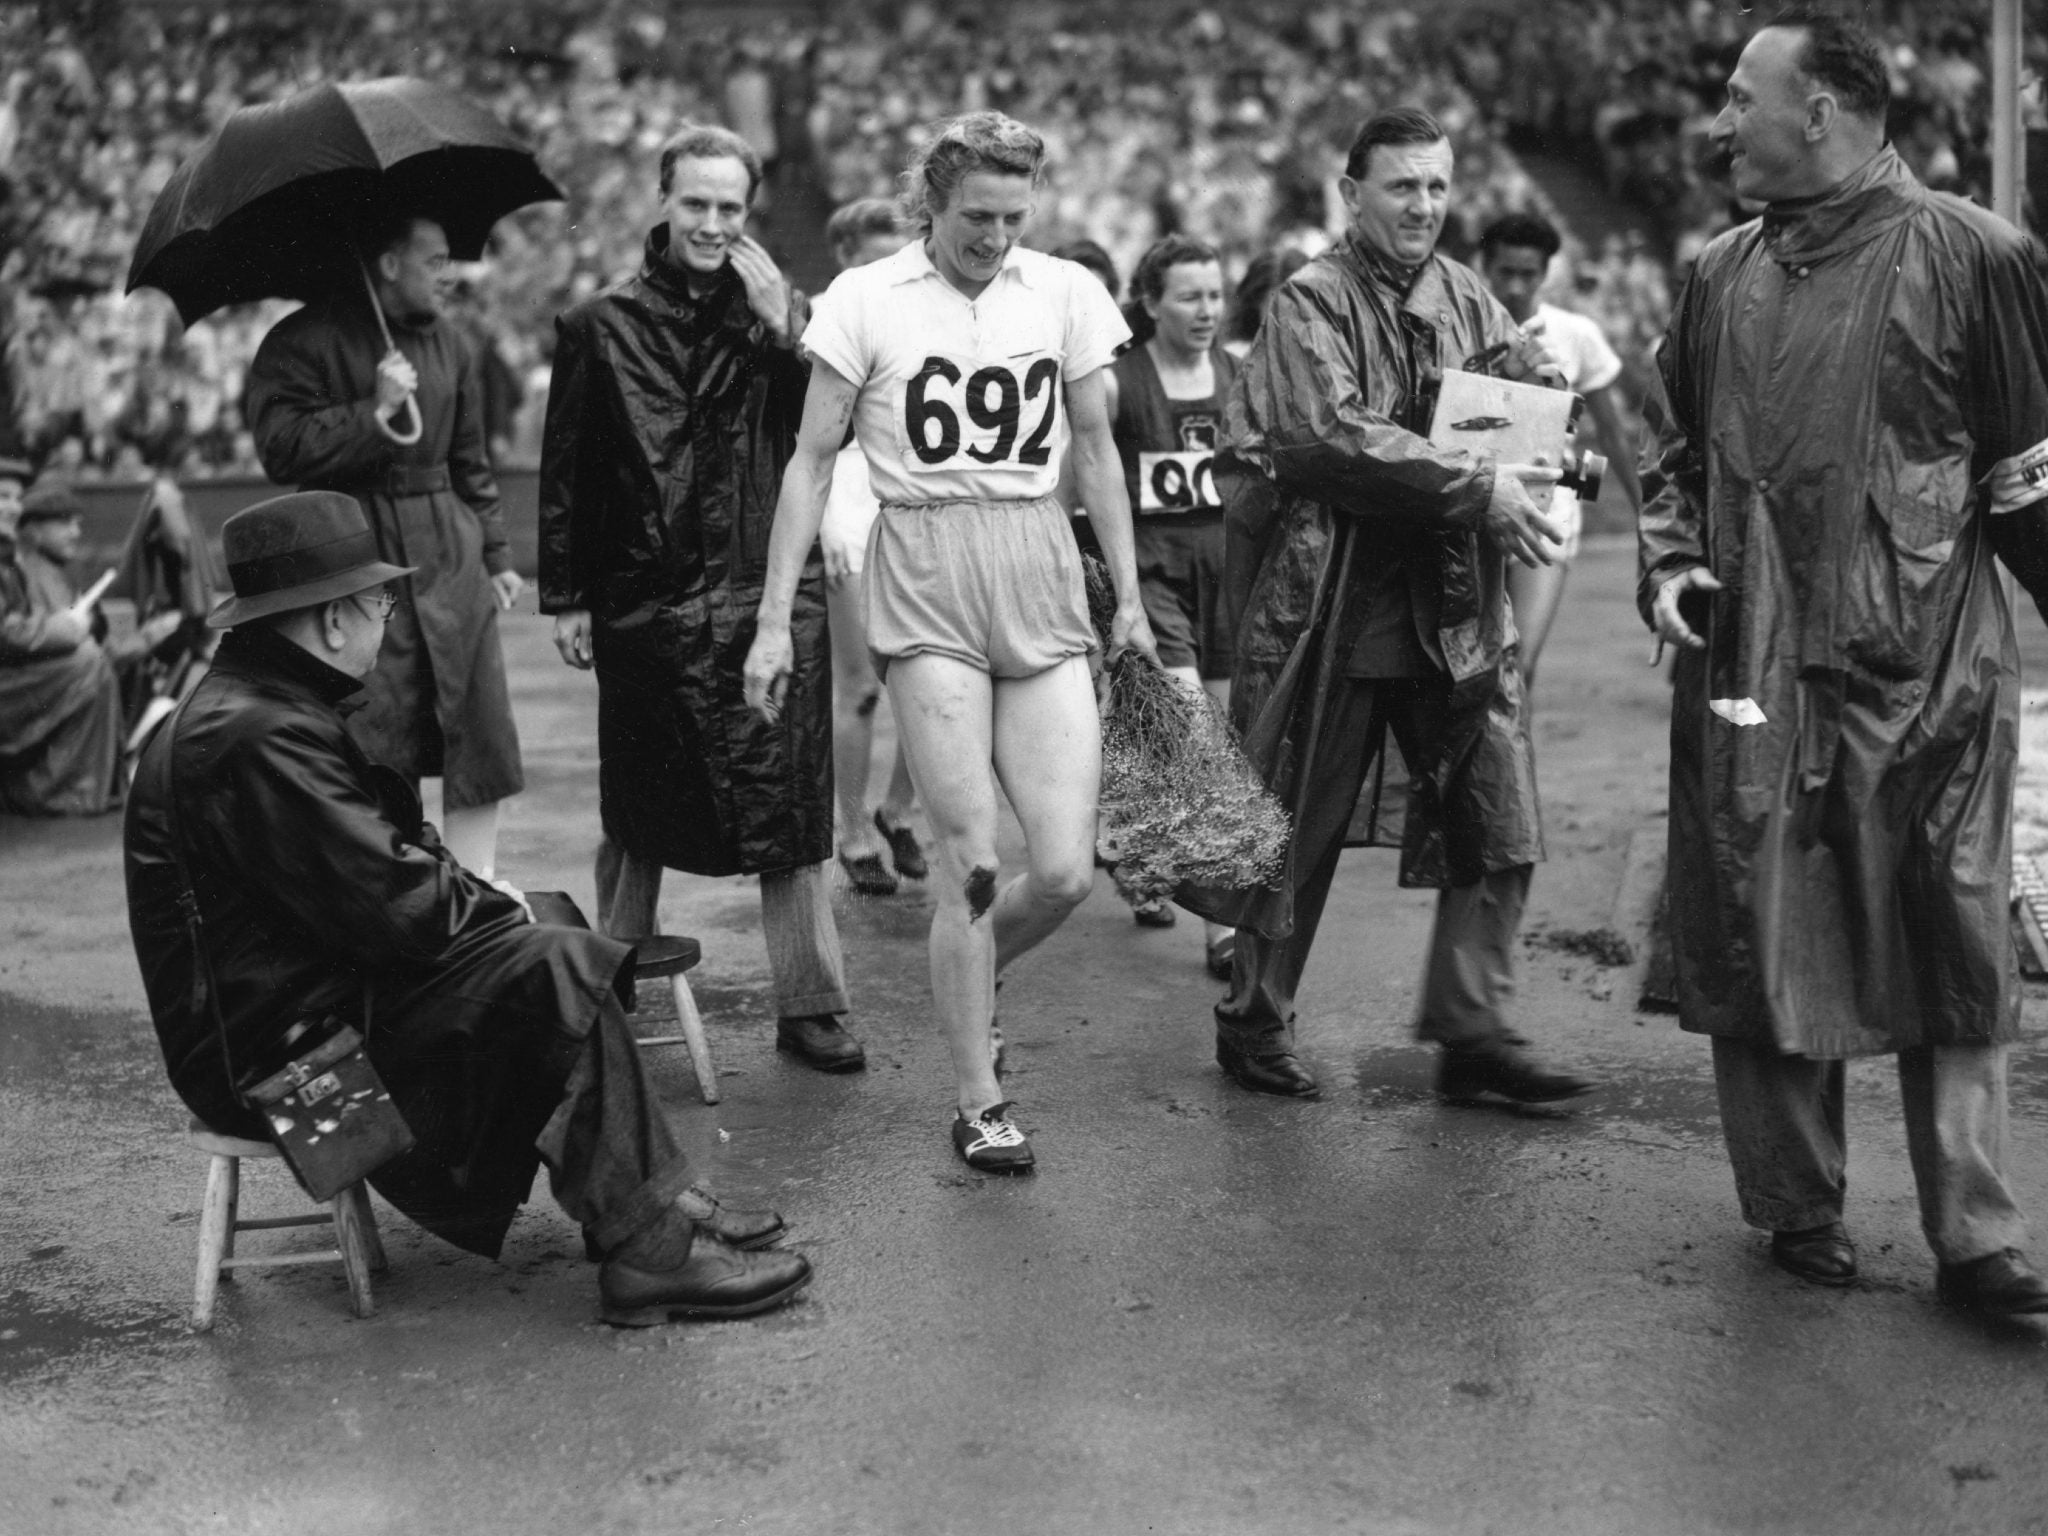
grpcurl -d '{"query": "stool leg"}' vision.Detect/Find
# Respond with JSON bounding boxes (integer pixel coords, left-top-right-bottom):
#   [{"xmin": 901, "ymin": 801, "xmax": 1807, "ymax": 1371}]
[
  {"xmin": 220, "ymin": 1154, "xmax": 241, "ymax": 1274},
  {"xmin": 347, "ymin": 1182, "xmax": 388, "ymax": 1273},
  {"xmin": 668, "ymin": 971, "xmax": 720, "ymax": 1105},
  {"xmin": 193, "ymin": 1154, "xmax": 236, "ymax": 1331},
  {"xmin": 332, "ymin": 1187, "xmax": 377, "ymax": 1319}
]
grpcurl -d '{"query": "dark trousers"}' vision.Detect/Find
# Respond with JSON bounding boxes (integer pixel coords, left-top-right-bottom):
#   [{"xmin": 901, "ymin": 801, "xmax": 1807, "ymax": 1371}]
[
  {"xmin": 534, "ymin": 995, "xmax": 694, "ymax": 1254},
  {"xmin": 1217, "ymin": 676, "xmax": 1530, "ymax": 1052}
]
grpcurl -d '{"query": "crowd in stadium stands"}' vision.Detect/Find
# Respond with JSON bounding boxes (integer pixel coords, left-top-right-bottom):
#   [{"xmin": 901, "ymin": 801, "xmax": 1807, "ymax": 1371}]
[{"xmin": 0, "ymin": 0, "xmax": 2027, "ymax": 480}]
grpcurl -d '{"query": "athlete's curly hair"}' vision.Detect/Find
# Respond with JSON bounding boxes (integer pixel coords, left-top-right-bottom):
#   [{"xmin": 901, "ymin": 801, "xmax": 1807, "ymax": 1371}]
[{"xmin": 899, "ymin": 112, "xmax": 1046, "ymax": 231}]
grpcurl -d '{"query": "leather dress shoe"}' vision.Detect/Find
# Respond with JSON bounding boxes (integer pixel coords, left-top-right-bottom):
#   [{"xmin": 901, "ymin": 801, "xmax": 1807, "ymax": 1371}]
[
  {"xmin": 1216, "ymin": 1037, "xmax": 1319, "ymax": 1098},
  {"xmin": 1770, "ymin": 1222, "xmax": 1858, "ymax": 1287},
  {"xmin": 585, "ymin": 1185, "xmax": 787, "ymax": 1261},
  {"xmin": 1936, "ymin": 1248, "xmax": 2048, "ymax": 1316},
  {"xmin": 600, "ymin": 1232, "xmax": 813, "ymax": 1326},
  {"xmin": 1436, "ymin": 1037, "xmax": 1594, "ymax": 1104},
  {"xmin": 776, "ymin": 1014, "xmax": 867, "ymax": 1073}
]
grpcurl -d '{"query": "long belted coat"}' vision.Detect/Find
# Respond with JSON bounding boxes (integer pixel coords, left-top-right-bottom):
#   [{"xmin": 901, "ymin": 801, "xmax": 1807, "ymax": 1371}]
[
  {"xmin": 538, "ymin": 227, "xmax": 830, "ymax": 877},
  {"xmin": 247, "ymin": 296, "xmax": 523, "ymax": 810},
  {"xmin": 0, "ymin": 540, "xmax": 121, "ymax": 815},
  {"xmin": 125, "ymin": 626, "xmax": 630, "ymax": 1257},
  {"xmin": 1189, "ymin": 235, "xmax": 1541, "ymax": 937},
  {"xmin": 1640, "ymin": 147, "xmax": 2048, "ymax": 1057}
]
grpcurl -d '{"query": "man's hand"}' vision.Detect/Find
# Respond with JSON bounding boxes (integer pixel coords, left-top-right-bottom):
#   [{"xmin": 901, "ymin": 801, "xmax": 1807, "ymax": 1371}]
[
  {"xmin": 743, "ymin": 621, "xmax": 794, "ymax": 722},
  {"xmin": 1648, "ymin": 566, "xmax": 1724, "ymax": 665},
  {"xmin": 490, "ymin": 569, "xmax": 524, "ymax": 612},
  {"xmin": 1483, "ymin": 464, "xmax": 1565, "ymax": 568},
  {"xmin": 374, "ymin": 349, "xmax": 419, "ymax": 418},
  {"xmin": 1503, "ymin": 320, "xmax": 1567, "ymax": 389},
  {"xmin": 553, "ymin": 609, "xmax": 594, "ymax": 669},
  {"xmin": 729, "ymin": 237, "xmax": 793, "ymax": 340},
  {"xmin": 820, "ymin": 521, "xmax": 859, "ymax": 588},
  {"xmin": 1110, "ymin": 597, "xmax": 1160, "ymax": 666},
  {"xmin": 486, "ymin": 877, "xmax": 534, "ymax": 923}
]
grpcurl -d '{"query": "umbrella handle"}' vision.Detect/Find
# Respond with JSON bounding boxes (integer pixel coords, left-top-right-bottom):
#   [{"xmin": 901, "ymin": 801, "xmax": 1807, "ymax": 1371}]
[
  {"xmin": 360, "ymin": 258, "xmax": 425, "ymax": 446},
  {"xmin": 381, "ymin": 393, "xmax": 424, "ymax": 446}
]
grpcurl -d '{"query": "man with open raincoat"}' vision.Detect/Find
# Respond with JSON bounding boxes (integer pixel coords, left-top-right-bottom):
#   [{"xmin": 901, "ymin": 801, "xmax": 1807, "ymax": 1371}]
[
  {"xmin": 1642, "ymin": 11, "xmax": 2048, "ymax": 1315},
  {"xmin": 1201, "ymin": 107, "xmax": 1595, "ymax": 1107},
  {"xmin": 538, "ymin": 125, "xmax": 860, "ymax": 1075}
]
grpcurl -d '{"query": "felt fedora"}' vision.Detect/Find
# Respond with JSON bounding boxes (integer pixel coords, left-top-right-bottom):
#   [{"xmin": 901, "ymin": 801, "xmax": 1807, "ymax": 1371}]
[
  {"xmin": 0, "ymin": 456, "xmax": 32, "ymax": 486},
  {"xmin": 208, "ymin": 490, "xmax": 414, "ymax": 628}
]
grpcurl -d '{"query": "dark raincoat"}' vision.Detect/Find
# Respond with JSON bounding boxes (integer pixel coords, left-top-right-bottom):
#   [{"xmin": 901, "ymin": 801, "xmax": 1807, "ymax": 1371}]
[
  {"xmin": 1640, "ymin": 147, "xmax": 2048, "ymax": 1056},
  {"xmin": 0, "ymin": 539, "xmax": 121, "ymax": 815},
  {"xmin": 247, "ymin": 295, "xmax": 523, "ymax": 810},
  {"xmin": 1189, "ymin": 235, "xmax": 1541, "ymax": 937},
  {"xmin": 537, "ymin": 226, "xmax": 830, "ymax": 877},
  {"xmin": 125, "ymin": 626, "xmax": 631, "ymax": 1257}
]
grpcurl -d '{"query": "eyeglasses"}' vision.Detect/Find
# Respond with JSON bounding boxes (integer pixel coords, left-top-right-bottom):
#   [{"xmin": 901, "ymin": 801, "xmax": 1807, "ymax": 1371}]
[{"xmin": 349, "ymin": 587, "xmax": 399, "ymax": 620}]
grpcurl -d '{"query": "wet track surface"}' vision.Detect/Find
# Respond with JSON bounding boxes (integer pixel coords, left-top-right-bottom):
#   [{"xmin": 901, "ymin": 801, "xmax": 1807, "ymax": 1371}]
[{"xmin": 4, "ymin": 542, "xmax": 2047, "ymax": 1535}]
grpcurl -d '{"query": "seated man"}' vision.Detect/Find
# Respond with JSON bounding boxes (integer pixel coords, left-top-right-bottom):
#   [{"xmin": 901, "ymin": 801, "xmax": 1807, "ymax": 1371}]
[
  {"xmin": 14, "ymin": 481, "xmax": 186, "ymax": 724},
  {"xmin": 0, "ymin": 472, "xmax": 125, "ymax": 815},
  {"xmin": 124, "ymin": 491, "xmax": 811, "ymax": 1326}
]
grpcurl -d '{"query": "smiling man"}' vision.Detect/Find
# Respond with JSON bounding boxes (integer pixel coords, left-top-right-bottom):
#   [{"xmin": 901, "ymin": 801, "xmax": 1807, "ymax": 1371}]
[
  {"xmin": 1197, "ymin": 106, "xmax": 1592, "ymax": 1108},
  {"xmin": 1643, "ymin": 6, "xmax": 2048, "ymax": 1316},
  {"xmin": 539, "ymin": 125, "xmax": 862, "ymax": 1076}
]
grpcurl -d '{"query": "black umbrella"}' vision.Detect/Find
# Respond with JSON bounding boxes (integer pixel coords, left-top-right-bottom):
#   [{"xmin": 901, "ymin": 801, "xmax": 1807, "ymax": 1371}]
[{"xmin": 126, "ymin": 75, "xmax": 562, "ymax": 328}]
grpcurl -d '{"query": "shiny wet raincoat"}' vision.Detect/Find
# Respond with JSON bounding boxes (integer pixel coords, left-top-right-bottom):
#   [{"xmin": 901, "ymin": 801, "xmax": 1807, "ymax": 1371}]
[
  {"xmin": 1639, "ymin": 147, "xmax": 2048, "ymax": 1056},
  {"xmin": 538, "ymin": 227, "xmax": 829, "ymax": 877},
  {"xmin": 126, "ymin": 626, "xmax": 630, "ymax": 1257},
  {"xmin": 1190, "ymin": 235, "xmax": 1541, "ymax": 937},
  {"xmin": 248, "ymin": 295, "xmax": 523, "ymax": 810}
]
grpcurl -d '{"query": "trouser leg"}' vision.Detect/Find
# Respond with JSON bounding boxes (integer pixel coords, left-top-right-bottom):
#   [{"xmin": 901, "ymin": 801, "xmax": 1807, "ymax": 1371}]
[
  {"xmin": 1217, "ymin": 679, "xmax": 1385, "ymax": 1051},
  {"xmin": 761, "ymin": 861, "xmax": 851, "ymax": 1019},
  {"xmin": 535, "ymin": 994, "xmax": 695, "ymax": 1255},
  {"xmin": 595, "ymin": 836, "xmax": 664, "ymax": 940},
  {"xmin": 1415, "ymin": 863, "xmax": 1532, "ymax": 1047},
  {"xmin": 1709, "ymin": 1035, "xmax": 1847, "ymax": 1233},
  {"xmin": 1897, "ymin": 1043, "xmax": 2029, "ymax": 1266}
]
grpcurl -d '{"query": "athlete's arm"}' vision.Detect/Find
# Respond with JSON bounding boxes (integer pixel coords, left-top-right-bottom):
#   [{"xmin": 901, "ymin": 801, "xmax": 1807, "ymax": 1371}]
[
  {"xmin": 1066, "ymin": 366, "xmax": 1157, "ymax": 662},
  {"xmin": 1583, "ymin": 382, "xmax": 1642, "ymax": 518},
  {"xmin": 745, "ymin": 361, "xmax": 857, "ymax": 719}
]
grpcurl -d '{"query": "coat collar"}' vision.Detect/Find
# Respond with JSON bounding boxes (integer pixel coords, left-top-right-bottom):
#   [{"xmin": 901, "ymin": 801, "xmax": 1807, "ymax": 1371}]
[
  {"xmin": 639, "ymin": 224, "xmax": 743, "ymax": 311},
  {"xmin": 214, "ymin": 625, "xmax": 366, "ymax": 712},
  {"xmin": 887, "ymin": 238, "xmax": 1039, "ymax": 292},
  {"xmin": 1758, "ymin": 145, "xmax": 1925, "ymax": 267},
  {"xmin": 1339, "ymin": 232, "xmax": 1456, "ymax": 326}
]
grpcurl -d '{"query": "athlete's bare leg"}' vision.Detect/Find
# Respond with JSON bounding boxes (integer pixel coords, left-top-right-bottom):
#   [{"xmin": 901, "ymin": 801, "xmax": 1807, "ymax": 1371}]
[
  {"xmin": 1507, "ymin": 558, "xmax": 1569, "ymax": 684},
  {"xmin": 828, "ymin": 584, "xmax": 887, "ymax": 861},
  {"xmin": 891, "ymin": 652, "xmax": 1098, "ymax": 1118}
]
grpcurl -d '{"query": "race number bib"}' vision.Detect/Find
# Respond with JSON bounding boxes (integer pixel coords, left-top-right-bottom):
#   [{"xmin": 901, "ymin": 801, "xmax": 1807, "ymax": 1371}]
[
  {"xmin": 895, "ymin": 352, "xmax": 1061, "ymax": 474},
  {"xmin": 1137, "ymin": 449, "xmax": 1221, "ymax": 514}
]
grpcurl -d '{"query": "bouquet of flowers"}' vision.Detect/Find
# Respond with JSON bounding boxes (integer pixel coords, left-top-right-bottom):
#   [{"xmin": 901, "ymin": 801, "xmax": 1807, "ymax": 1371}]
[{"xmin": 1084, "ymin": 558, "xmax": 1290, "ymax": 901}]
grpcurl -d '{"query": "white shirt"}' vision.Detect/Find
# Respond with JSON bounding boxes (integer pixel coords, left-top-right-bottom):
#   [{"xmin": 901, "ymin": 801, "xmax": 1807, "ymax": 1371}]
[
  {"xmin": 1531, "ymin": 301, "xmax": 1623, "ymax": 395},
  {"xmin": 803, "ymin": 241, "xmax": 1131, "ymax": 505}
]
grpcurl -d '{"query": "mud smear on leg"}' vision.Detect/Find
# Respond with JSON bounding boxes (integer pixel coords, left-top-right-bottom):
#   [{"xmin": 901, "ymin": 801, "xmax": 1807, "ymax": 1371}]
[{"xmin": 965, "ymin": 866, "xmax": 997, "ymax": 922}]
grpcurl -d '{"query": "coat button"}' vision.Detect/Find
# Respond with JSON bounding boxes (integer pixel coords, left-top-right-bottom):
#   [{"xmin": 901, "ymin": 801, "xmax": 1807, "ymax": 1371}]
[
  {"xmin": 1757, "ymin": 478, "xmax": 1771, "ymax": 491},
  {"xmin": 1795, "ymin": 267, "xmax": 1809, "ymax": 279}
]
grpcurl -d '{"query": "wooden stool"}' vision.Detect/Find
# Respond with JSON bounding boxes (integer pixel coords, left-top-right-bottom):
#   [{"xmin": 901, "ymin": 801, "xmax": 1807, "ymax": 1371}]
[
  {"xmin": 187, "ymin": 1122, "xmax": 386, "ymax": 1331},
  {"xmin": 630, "ymin": 935, "xmax": 719, "ymax": 1105}
]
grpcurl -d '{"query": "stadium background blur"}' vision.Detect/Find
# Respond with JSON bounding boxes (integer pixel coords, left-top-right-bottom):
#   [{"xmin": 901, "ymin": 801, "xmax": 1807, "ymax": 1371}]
[{"xmin": 1, "ymin": 0, "xmax": 2042, "ymax": 535}]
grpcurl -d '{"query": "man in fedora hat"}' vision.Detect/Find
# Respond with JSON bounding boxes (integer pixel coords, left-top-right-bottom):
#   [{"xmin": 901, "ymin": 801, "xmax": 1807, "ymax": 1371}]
[
  {"xmin": 0, "ymin": 475, "xmax": 128, "ymax": 815},
  {"xmin": 125, "ymin": 491, "xmax": 813, "ymax": 1325}
]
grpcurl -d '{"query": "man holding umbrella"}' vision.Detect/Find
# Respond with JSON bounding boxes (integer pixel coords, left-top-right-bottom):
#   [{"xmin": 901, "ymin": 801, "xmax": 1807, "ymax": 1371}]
[
  {"xmin": 127, "ymin": 77, "xmax": 561, "ymax": 880},
  {"xmin": 245, "ymin": 211, "xmax": 523, "ymax": 878}
]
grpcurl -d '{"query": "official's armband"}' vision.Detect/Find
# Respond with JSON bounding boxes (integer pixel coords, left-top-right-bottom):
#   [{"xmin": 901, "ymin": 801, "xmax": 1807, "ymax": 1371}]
[{"xmin": 1987, "ymin": 436, "xmax": 2048, "ymax": 514}]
